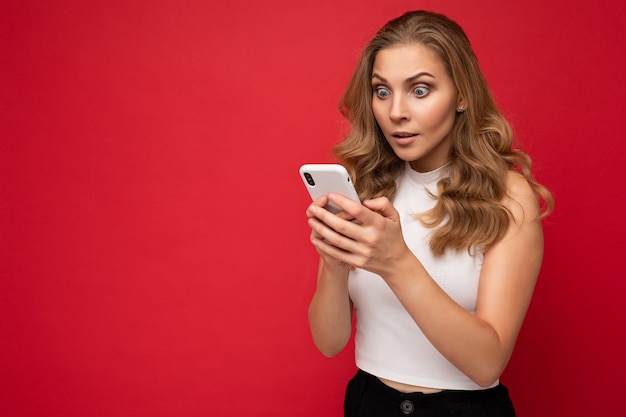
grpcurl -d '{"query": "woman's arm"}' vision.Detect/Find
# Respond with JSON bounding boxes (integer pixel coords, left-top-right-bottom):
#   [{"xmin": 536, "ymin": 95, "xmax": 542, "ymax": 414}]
[
  {"xmin": 307, "ymin": 258, "xmax": 353, "ymax": 357},
  {"xmin": 306, "ymin": 196, "xmax": 354, "ymax": 357},
  {"xmin": 307, "ymin": 171, "xmax": 544, "ymax": 386}
]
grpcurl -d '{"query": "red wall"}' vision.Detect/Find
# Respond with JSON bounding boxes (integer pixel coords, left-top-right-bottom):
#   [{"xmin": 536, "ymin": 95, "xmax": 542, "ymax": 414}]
[{"xmin": 2, "ymin": 0, "xmax": 625, "ymax": 415}]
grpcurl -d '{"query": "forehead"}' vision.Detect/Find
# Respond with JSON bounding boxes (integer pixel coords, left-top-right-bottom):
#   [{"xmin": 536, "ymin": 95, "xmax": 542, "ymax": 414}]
[{"xmin": 372, "ymin": 43, "xmax": 447, "ymax": 78}]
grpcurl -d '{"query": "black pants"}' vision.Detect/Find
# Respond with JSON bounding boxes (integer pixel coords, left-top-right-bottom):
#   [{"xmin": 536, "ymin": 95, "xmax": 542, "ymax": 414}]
[{"xmin": 344, "ymin": 370, "xmax": 516, "ymax": 417}]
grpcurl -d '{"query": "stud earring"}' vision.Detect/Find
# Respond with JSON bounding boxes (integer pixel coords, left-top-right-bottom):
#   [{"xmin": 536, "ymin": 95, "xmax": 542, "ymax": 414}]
[{"xmin": 457, "ymin": 105, "xmax": 466, "ymax": 112}]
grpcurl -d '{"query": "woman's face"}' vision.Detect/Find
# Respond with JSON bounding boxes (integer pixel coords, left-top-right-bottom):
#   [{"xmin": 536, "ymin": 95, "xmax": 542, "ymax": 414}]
[{"xmin": 371, "ymin": 43, "xmax": 461, "ymax": 172}]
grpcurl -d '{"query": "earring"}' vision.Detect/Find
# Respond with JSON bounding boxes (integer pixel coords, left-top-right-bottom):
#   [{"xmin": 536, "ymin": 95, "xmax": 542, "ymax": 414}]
[{"xmin": 457, "ymin": 105, "xmax": 466, "ymax": 112}]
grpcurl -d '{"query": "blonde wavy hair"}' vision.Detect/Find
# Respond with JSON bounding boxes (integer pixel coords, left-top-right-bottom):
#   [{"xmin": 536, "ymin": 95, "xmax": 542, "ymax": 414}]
[{"xmin": 334, "ymin": 10, "xmax": 553, "ymax": 256}]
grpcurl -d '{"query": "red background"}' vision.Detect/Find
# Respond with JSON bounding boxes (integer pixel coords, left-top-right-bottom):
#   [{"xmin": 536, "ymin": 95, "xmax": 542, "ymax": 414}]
[{"xmin": 2, "ymin": 0, "xmax": 625, "ymax": 415}]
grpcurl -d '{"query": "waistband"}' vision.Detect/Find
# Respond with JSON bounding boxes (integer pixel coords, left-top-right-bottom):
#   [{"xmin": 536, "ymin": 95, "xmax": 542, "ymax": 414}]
[{"xmin": 359, "ymin": 369, "xmax": 510, "ymax": 404}]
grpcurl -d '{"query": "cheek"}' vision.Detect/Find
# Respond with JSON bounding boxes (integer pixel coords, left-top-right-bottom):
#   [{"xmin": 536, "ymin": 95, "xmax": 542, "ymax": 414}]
[
  {"xmin": 371, "ymin": 100, "xmax": 384, "ymax": 124},
  {"xmin": 418, "ymin": 100, "xmax": 456, "ymax": 130}
]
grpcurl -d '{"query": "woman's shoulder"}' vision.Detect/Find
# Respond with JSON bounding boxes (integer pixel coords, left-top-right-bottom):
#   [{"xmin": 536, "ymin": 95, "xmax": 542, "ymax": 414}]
[
  {"xmin": 503, "ymin": 170, "xmax": 541, "ymax": 223},
  {"xmin": 505, "ymin": 170, "xmax": 533, "ymax": 194}
]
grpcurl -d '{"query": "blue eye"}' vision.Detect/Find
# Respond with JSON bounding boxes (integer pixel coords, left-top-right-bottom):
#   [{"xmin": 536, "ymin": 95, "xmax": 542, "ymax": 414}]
[
  {"xmin": 375, "ymin": 87, "xmax": 390, "ymax": 98},
  {"xmin": 413, "ymin": 86, "xmax": 429, "ymax": 97}
]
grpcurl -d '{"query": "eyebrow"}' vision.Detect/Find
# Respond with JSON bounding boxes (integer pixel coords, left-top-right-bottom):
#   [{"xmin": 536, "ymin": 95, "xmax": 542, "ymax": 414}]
[{"xmin": 371, "ymin": 71, "xmax": 435, "ymax": 84}]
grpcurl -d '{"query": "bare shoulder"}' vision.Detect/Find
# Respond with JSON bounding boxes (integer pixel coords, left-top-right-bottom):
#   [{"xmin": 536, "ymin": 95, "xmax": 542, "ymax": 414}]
[
  {"xmin": 503, "ymin": 171, "xmax": 541, "ymax": 225},
  {"xmin": 476, "ymin": 171, "xmax": 544, "ymax": 361}
]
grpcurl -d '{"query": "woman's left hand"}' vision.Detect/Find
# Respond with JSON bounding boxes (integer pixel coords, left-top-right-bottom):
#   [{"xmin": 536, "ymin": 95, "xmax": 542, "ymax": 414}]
[{"xmin": 307, "ymin": 192, "xmax": 413, "ymax": 277}]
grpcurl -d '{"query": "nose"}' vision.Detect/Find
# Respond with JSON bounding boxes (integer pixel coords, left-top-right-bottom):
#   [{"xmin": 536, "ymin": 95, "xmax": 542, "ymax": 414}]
[{"xmin": 389, "ymin": 94, "xmax": 410, "ymax": 123}]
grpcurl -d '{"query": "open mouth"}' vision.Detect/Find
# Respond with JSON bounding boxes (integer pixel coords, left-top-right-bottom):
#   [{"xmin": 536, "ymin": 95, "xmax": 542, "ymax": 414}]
[
  {"xmin": 392, "ymin": 132, "xmax": 418, "ymax": 138},
  {"xmin": 390, "ymin": 131, "xmax": 419, "ymax": 145}
]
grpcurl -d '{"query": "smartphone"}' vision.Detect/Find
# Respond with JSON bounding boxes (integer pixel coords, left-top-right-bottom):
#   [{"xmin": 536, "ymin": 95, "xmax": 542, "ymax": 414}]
[{"xmin": 299, "ymin": 164, "xmax": 361, "ymax": 214}]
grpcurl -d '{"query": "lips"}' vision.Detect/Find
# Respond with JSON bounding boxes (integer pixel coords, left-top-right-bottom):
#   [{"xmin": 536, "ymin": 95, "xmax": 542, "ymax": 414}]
[{"xmin": 391, "ymin": 131, "xmax": 418, "ymax": 145}]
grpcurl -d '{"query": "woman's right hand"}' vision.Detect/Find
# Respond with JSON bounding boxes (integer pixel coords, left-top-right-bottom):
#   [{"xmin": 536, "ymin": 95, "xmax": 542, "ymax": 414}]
[
  {"xmin": 306, "ymin": 195, "xmax": 355, "ymax": 357},
  {"xmin": 306, "ymin": 195, "xmax": 352, "ymax": 275}
]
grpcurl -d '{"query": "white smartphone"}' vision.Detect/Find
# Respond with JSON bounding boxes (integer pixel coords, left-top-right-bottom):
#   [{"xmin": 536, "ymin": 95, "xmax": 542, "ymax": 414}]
[{"xmin": 299, "ymin": 164, "xmax": 361, "ymax": 214}]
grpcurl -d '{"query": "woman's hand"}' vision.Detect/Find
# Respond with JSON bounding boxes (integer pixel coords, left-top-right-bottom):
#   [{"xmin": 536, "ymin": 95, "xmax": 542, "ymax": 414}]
[
  {"xmin": 306, "ymin": 195, "xmax": 353, "ymax": 275},
  {"xmin": 307, "ymin": 192, "xmax": 413, "ymax": 278}
]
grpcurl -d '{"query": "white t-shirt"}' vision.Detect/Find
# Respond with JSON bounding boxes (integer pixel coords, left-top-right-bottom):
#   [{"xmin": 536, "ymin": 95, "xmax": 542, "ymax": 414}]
[{"xmin": 348, "ymin": 163, "xmax": 496, "ymax": 390}]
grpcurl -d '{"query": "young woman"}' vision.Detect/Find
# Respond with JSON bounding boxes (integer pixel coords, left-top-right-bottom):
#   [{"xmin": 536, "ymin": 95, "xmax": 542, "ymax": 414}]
[{"xmin": 305, "ymin": 10, "xmax": 553, "ymax": 417}]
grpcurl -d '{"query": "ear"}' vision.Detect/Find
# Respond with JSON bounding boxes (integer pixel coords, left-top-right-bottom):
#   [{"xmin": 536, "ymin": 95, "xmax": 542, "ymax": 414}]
[{"xmin": 455, "ymin": 95, "xmax": 466, "ymax": 112}]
